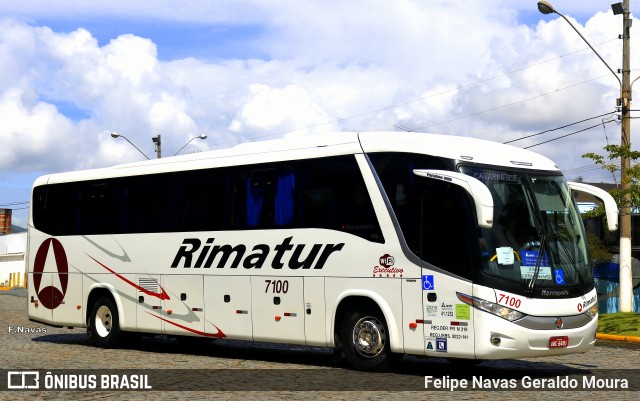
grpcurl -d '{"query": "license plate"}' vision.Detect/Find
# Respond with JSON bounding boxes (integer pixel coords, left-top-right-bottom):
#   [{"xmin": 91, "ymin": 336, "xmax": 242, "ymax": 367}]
[{"xmin": 549, "ymin": 336, "xmax": 569, "ymax": 348}]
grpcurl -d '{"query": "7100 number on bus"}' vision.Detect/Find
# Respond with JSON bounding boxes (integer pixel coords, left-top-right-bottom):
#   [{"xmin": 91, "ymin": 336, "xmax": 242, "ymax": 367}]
[{"xmin": 265, "ymin": 279, "xmax": 289, "ymax": 294}]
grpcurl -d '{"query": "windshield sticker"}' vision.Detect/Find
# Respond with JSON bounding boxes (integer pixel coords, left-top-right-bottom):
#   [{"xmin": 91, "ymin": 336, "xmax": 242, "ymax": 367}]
[
  {"xmin": 495, "ymin": 247, "xmax": 515, "ymax": 265},
  {"xmin": 521, "ymin": 250, "xmax": 549, "ymax": 267},
  {"xmin": 554, "ymin": 269, "xmax": 566, "ymax": 285},
  {"xmin": 520, "ymin": 265, "xmax": 552, "ymax": 280}
]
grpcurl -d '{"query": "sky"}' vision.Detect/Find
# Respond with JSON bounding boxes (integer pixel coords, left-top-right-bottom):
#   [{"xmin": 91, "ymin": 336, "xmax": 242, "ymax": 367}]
[{"xmin": 0, "ymin": 0, "xmax": 638, "ymax": 227}]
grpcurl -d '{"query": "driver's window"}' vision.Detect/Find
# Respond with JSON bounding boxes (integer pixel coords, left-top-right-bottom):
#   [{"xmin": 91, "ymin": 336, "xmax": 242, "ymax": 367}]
[{"xmin": 419, "ymin": 181, "xmax": 477, "ymax": 279}]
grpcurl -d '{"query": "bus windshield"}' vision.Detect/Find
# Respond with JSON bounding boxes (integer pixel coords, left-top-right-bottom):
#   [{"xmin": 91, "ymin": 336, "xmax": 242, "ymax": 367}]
[{"xmin": 460, "ymin": 166, "xmax": 591, "ymax": 294}]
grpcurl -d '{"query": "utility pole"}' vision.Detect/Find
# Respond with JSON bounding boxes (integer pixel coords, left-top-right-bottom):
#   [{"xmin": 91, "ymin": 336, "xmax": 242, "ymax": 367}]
[
  {"xmin": 538, "ymin": 1, "xmax": 634, "ymax": 311},
  {"xmin": 618, "ymin": 0, "xmax": 633, "ymax": 312},
  {"xmin": 152, "ymin": 134, "xmax": 162, "ymax": 159}
]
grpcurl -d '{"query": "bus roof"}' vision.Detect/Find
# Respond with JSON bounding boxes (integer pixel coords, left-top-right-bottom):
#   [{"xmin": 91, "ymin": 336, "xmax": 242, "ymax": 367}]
[
  {"xmin": 358, "ymin": 132, "xmax": 559, "ymax": 171},
  {"xmin": 35, "ymin": 131, "xmax": 559, "ymax": 186}
]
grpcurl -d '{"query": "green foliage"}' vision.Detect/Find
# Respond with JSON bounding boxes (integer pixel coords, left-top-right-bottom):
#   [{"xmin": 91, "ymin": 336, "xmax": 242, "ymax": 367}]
[
  {"xmin": 598, "ymin": 312, "xmax": 640, "ymax": 336},
  {"xmin": 586, "ymin": 233, "xmax": 612, "ymax": 266},
  {"xmin": 583, "ymin": 143, "xmax": 640, "ymax": 215}
]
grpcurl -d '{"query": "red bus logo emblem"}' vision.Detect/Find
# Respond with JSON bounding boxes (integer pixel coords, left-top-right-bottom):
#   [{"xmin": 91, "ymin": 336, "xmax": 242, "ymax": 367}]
[{"xmin": 33, "ymin": 238, "xmax": 69, "ymax": 309}]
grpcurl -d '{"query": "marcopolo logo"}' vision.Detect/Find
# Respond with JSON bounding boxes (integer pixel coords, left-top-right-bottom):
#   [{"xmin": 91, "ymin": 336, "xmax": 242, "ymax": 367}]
[{"xmin": 33, "ymin": 238, "xmax": 69, "ymax": 309}]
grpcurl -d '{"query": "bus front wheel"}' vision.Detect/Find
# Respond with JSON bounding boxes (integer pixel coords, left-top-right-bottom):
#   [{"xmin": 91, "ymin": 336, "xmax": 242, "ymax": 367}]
[
  {"xmin": 89, "ymin": 296, "xmax": 122, "ymax": 348},
  {"xmin": 341, "ymin": 308, "xmax": 395, "ymax": 371}
]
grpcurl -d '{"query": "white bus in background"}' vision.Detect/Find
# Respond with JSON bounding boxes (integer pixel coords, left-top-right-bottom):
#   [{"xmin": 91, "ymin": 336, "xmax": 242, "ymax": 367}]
[{"xmin": 27, "ymin": 131, "xmax": 618, "ymax": 371}]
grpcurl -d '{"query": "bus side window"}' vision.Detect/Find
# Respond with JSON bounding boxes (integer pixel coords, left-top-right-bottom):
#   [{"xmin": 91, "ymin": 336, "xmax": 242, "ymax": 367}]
[
  {"xmin": 247, "ymin": 168, "xmax": 276, "ymax": 227},
  {"xmin": 298, "ymin": 156, "xmax": 383, "ymax": 243},
  {"xmin": 245, "ymin": 166, "xmax": 296, "ymax": 228},
  {"xmin": 175, "ymin": 168, "xmax": 231, "ymax": 231},
  {"xmin": 122, "ymin": 174, "xmax": 174, "ymax": 233},
  {"xmin": 33, "ymin": 184, "xmax": 78, "ymax": 236},
  {"xmin": 274, "ymin": 169, "xmax": 295, "ymax": 226},
  {"xmin": 78, "ymin": 182, "xmax": 119, "ymax": 234}
]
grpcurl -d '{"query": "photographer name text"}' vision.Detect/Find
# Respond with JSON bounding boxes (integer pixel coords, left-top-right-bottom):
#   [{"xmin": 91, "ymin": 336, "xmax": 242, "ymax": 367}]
[{"xmin": 425, "ymin": 375, "xmax": 629, "ymax": 391}]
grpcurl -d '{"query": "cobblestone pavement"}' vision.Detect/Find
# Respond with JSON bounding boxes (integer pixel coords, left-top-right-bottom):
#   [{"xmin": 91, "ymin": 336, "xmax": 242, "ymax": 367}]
[{"xmin": 1, "ymin": 291, "xmax": 639, "ymax": 400}]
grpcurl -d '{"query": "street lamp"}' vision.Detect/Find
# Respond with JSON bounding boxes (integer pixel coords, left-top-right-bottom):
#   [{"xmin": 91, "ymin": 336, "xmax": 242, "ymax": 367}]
[
  {"xmin": 537, "ymin": 1, "xmax": 634, "ymax": 312},
  {"xmin": 173, "ymin": 134, "xmax": 208, "ymax": 156},
  {"xmin": 537, "ymin": 1, "xmax": 621, "ymax": 86},
  {"xmin": 110, "ymin": 131, "xmax": 150, "ymax": 160},
  {"xmin": 152, "ymin": 135, "xmax": 161, "ymax": 159}
]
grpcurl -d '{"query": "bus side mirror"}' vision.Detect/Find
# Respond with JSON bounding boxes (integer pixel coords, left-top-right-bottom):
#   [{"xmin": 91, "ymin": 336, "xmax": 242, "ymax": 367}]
[
  {"xmin": 568, "ymin": 182, "xmax": 619, "ymax": 232},
  {"xmin": 413, "ymin": 169, "xmax": 494, "ymax": 228}
]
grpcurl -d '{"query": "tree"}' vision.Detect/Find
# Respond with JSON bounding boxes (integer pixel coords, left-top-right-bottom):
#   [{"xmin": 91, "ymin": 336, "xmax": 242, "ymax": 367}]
[
  {"xmin": 583, "ymin": 143, "xmax": 640, "ymax": 312},
  {"xmin": 583, "ymin": 144, "xmax": 640, "ymax": 213}
]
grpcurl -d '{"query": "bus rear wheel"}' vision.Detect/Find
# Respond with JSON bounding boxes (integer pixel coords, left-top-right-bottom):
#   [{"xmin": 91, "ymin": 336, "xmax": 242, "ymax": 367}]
[
  {"xmin": 89, "ymin": 296, "xmax": 122, "ymax": 348},
  {"xmin": 341, "ymin": 308, "xmax": 395, "ymax": 371}
]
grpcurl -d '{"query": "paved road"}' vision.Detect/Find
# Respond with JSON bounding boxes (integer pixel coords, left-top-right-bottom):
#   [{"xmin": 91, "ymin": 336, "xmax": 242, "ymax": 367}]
[{"xmin": 1, "ymin": 291, "xmax": 639, "ymax": 400}]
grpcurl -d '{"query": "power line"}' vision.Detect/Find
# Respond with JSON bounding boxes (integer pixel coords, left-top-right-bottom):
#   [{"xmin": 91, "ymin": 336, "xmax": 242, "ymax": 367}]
[
  {"xmin": 562, "ymin": 163, "xmax": 616, "ymax": 174},
  {"xmin": 183, "ymin": 39, "xmax": 621, "ymax": 149},
  {"xmin": 503, "ymin": 111, "xmax": 617, "ymax": 144},
  {"xmin": 523, "ymin": 120, "xmax": 616, "ymax": 149},
  {"xmin": 410, "ymin": 74, "xmax": 611, "ymax": 131},
  {"xmin": 0, "ymin": 201, "xmax": 29, "ymax": 207}
]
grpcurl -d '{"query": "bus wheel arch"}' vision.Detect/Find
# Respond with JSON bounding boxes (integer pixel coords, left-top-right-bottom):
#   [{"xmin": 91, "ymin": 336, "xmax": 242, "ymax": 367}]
[
  {"xmin": 334, "ymin": 296, "xmax": 400, "ymax": 371},
  {"xmin": 86, "ymin": 288, "xmax": 123, "ymax": 348}
]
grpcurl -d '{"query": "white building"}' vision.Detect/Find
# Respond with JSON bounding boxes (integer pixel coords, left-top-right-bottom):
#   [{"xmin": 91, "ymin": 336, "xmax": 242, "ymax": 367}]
[{"xmin": 0, "ymin": 231, "xmax": 27, "ymax": 288}]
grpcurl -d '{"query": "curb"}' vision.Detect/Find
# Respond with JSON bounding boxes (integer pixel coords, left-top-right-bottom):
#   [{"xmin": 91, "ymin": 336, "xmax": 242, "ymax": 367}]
[{"xmin": 596, "ymin": 333, "xmax": 640, "ymax": 343}]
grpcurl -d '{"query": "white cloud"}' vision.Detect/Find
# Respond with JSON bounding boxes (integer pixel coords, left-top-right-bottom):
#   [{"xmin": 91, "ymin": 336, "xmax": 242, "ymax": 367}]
[
  {"xmin": 0, "ymin": 87, "xmax": 75, "ymax": 171},
  {"xmin": 0, "ymin": 1, "xmax": 636, "ymax": 186},
  {"xmin": 229, "ymin": 84, "xmax": 337, "ymax": 138}
]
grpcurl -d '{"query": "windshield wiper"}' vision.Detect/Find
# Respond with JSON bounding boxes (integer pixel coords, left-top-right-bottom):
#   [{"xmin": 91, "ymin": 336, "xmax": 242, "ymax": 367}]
[
  {"xmin": 526, "ymin": 234, "xmax": 546, "ymax": 293},
  {"xmin": 527, "ymin": 216, "xmax": 586, "ymax": 293},
  {"xmin": 547, "ymin": 216, "xmax": 586, "ymax": 290}
]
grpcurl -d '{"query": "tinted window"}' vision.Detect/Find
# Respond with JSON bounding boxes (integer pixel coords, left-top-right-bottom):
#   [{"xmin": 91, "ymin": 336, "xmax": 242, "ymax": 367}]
[
  {"xmin": 32, "ymin": 155, "xmax": 384, "ymax": 242},
  {"xmin": 78, "ymin": 181, "xmax": 120, "ymax": 235},
  {"xmin": 299, "ymin": 157, "xmax": 383, "ymax": 242},
  {"xmin": 122, "ymin": 174, "xmax": 173, "ymax": 233},
  {"xmin": 370, "ymin": 152, "xmax": 478, "ymax": 278},
  {"xmin": 175, "ymin": 168, "xmax": 231, "ymax": 231}
]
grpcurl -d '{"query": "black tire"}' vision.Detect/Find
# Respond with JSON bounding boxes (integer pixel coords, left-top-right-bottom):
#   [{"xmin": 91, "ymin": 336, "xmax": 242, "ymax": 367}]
[
  {"xmin": 88, "ymin": 296, "xmax": 122, "ymax": 348},
  {"xmin": 340, "ymin": 307, "xmax": 396, "ymax": 371}
]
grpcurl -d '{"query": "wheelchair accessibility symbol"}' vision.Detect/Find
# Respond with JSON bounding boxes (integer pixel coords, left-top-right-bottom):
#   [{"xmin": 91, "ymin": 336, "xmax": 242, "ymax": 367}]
[
  {"xmin": 422, "ymin": 275, "xmax": 434, "ymax": 291},
  {"xmin": 554, "ymin": 269, "xmax": 565, "ymax": 285}
]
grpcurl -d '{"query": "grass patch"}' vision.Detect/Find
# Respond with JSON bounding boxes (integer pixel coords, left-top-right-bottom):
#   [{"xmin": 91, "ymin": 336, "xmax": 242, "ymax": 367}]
[{"xmin": 598, "ymin": 313, "xmax": 640, "ymax": 336}]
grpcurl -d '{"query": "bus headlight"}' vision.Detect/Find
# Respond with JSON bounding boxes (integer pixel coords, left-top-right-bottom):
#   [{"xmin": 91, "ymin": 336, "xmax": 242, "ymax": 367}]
[
  {"xmin": 457, "ymin": 292, "xmax": 525, "ymax": 322},
  {"xmin": 584, "ymin": 303, "xmax": 598, "ymax": 319}
]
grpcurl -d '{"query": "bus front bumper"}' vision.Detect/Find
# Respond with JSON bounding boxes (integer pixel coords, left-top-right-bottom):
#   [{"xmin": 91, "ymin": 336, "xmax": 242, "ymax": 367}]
[{"xmin": 473, "ymin": 312, "xmax": 598, "ymax": 359}]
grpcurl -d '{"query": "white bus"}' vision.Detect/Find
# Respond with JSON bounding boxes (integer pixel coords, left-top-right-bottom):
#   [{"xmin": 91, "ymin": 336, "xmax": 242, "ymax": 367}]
[{"xmin": 27, "ymin": 131, "xmax": 618, "ymax": 371}]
